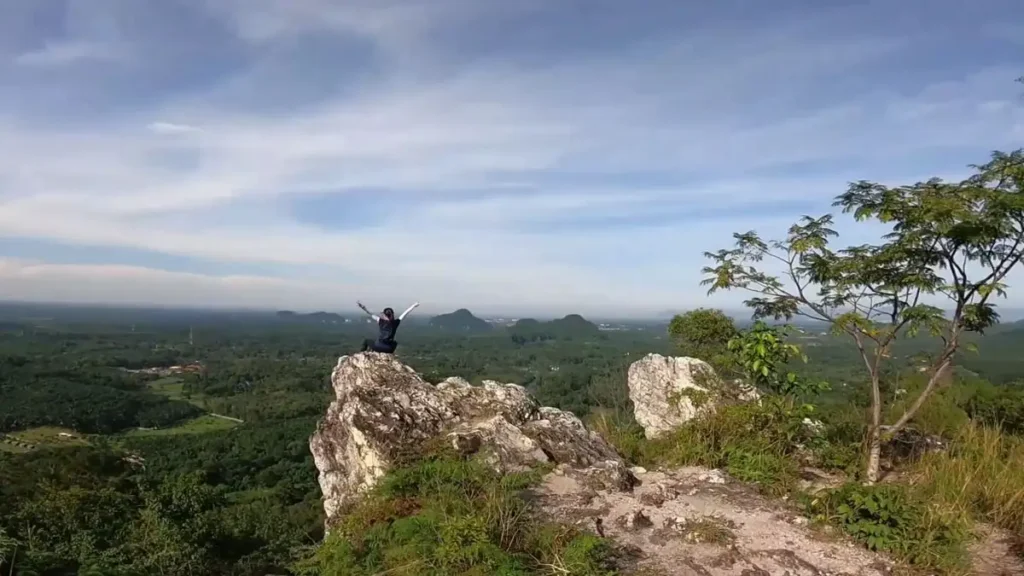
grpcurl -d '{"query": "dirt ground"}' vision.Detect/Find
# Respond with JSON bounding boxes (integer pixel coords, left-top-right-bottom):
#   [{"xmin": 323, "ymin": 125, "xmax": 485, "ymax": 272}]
[
  {"xmin": 967, "ymin": 523, "xmax": 1024, "ymax": 576},
  {"xmin": 537, "ymin": 464, "xmax": 1024, "ymax": 576},
  {"xmin": 538, "ymin": 465, "xmax": 896, "ymax": 576}
]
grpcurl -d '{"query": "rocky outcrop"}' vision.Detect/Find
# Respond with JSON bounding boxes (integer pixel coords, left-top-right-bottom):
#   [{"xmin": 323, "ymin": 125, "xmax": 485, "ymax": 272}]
[
  {"xmin": 537, "ymin": 466, "xmax": 894, "ymax": 576},
  {"xmin": 627, "ymin": 354, "xmax": 757, "ymax": 439},
  {"xmin": 310, "ymin": 353, "xmax": 633, "ymax": 527}
]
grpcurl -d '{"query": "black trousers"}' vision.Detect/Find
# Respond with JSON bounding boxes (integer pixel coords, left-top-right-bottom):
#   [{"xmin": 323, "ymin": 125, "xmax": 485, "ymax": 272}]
[{"xmin": 361, "ymin": 338, "xmax": 397, "ymax": 354}]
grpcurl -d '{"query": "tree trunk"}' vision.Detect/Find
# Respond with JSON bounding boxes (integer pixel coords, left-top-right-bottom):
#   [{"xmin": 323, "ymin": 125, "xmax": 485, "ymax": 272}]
[
  {"xmin": 865, "ymin": 424, "xmax": 882, "ymax": 485},
  {"xmin": 865, "ymin": 370, "xmax": 883, "ymax": 485}
]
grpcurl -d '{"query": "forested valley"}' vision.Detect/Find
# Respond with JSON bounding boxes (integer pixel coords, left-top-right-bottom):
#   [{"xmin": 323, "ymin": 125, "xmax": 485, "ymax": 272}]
[{"xmin": 2, "ymin": 299, "xmax": 1023, "ymax": 575}]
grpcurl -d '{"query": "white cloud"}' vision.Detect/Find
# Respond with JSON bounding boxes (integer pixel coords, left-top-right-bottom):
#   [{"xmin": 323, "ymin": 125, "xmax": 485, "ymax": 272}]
[
  {"xmin": 0, "ymin": 258, "xmax": 325, "ymax": 311},
  {"xmin": 13, "ymin": 41, "xmax": 124, "ymax": 67},
  {"xmin": 0, "ymin": 1, "xmax": 1022, "ymax": 315},
  {"xmin": 0, "ymin": 258, "xmax": 695, "ymax": 317},
  {"xmin": 147, "ymin": 122, "xmax": 203, "ymax": 135}
]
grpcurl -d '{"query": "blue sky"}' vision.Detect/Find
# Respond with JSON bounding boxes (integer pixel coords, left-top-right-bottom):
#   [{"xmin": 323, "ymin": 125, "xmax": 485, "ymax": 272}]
[{"xmin": 0, "ymin": 0, "xmax": 1021, "ymax": 317}]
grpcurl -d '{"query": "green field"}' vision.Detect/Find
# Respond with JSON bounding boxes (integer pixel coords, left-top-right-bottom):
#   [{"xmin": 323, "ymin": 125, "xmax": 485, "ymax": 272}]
[
  {"xmin": 149, "ymin": 376, "xmax": 190, "ymax": 400},
  {"xmin": 0, "ymin": 436, "xmax": 31, "ymax": 453},
  {"xmin": 120, "ymin": 414, "xmax": 239, "ymax": 438},
  {"xmin": 0, "ymin": 415, "xmax": 239, "ymax": 453},
  {"xmin": 148, "ymin": 375, "xmax": 209, "ymax": 408},
  {"xmin": 0, "ymin": 426, "xmax": 90, "ymax": 452}
]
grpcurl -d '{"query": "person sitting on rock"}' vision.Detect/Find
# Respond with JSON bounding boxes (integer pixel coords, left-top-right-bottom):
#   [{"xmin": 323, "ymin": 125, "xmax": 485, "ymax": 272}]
[{"xmin": 357, "ymin": 301, "xmax": 419, "ymax": 354}]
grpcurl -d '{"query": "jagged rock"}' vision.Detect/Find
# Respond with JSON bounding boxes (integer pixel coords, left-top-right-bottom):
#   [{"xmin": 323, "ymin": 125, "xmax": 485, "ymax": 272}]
[
  {"xmin": 614, "ymin": 508, "xmax": 654, "ymax": 531},
  {"xmin": 309, "ymin": 353, "xmax": 632, "ymax": 527},
  {"xmin": 698, "ymin": 469, "xmax": 728, "ymax": 485},
  {"xmin": 627, "ymin": 353, "xmax": 758, "ymax": 439},
  {"xmin": 639, "ymin": 491, "xmax": 665, "ymax": 507},
  {"xmin": 563, "ymin": 459, "xmax": 638, "ymax": 492}
]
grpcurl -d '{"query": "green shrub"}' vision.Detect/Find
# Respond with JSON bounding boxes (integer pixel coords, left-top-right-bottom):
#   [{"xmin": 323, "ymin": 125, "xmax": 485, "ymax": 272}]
[
  {"xmin": 807, "ymin": 411, "xmax": 865, "ymax": 476},
  {"xmin": 885, "ymin": 376, "xmax": 971, "ymax": 439},
  {"xmin": 529, "ymin": 526, "xmax": 618, "ymax": 576},
  {"xmin": 725, "ymin": 449, "xmax": 797, "ymax": 495},
  {"xmin": 295, "ymin": 454, "xmax": 620, "ymax": 576},
  {"xmin": 643, "ymin": 399, "xmax": 815, "ymax": 493},
  {"xmin": 811, "ymin": 440, "xmax": 862, "ymax": 476},
  {"xmin": 806, "ymin": 483, "xmax": 969, "ymax": 572},
  {"xmin": 667, "ymin": 308, "xmax": 737, "ymax": 375},
  {"xmin": 965, "ymin": 386, "xmax": 1024, "ymax": 435}
]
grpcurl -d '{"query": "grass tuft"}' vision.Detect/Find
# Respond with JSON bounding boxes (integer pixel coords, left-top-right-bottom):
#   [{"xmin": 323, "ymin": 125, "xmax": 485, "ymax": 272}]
[{"xmin": 912, "ymin": 423, "xmax": 1024, "ymax": 540}]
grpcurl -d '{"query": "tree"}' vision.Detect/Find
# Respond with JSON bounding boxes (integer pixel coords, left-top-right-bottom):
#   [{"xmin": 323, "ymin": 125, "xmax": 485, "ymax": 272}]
[
  {"xmin": 728, "ymin": 321, "xmax": 826, "ymax": 398},
  {"xmin": 702, "ymin": 149, "xmax": 1024, "ymax": 483},
  {"xmin": 0, "ymin": 527, "xmax": 17, "ymax": 573},
  {"xmin": 667, "ymin": 308, "xmax": 737, "ymax": 373}
]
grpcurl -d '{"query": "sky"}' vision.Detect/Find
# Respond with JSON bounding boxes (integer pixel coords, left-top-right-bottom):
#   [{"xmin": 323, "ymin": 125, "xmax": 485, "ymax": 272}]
[{"xmin": 0, "ymin": 0, "xmax": 1022, "ymax": 318}]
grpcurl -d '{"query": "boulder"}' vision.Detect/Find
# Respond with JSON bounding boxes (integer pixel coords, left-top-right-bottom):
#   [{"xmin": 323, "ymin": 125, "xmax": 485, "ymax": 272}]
[
  {"xmin": 310, "ymin": 353, "xmax": 633, "ymax": 527},
  {"xmin": 627, "ymin": 353, "xmax": 757, "ymax": 439}
]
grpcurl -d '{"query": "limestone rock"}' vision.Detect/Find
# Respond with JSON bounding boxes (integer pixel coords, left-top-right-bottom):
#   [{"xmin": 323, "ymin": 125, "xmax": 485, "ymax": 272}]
[
  {"xmin": 535, "ymin": 467, "xmax": 894, "ymax": 576},
  {"xmin": 562, "ymin": 459, "xmax": 638, "ymax": 492},
  {"xmin": 698, "ymin": 469, "xmax": 728, "ymax": 484},
  {"xmin": 628, "ymin": 353, "xmax": 751, "ymax": 438},
  {"xmin": 614, "ymin": 508, "xmax": 654, "ymax": 531},
  {"xmin": 310, "ymin": 353, "xmax": 631, "ymax": 527}
]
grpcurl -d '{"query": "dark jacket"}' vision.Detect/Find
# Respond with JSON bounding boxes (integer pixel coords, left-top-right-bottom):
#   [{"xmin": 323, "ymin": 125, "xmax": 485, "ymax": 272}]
[{"xmin": 378, "ymin": 318, "xmax": 401, "ymax": 344}]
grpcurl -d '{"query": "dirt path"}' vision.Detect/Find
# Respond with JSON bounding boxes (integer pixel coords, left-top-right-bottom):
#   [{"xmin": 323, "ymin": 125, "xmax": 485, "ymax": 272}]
[
  {"xmin": 537, "ymin": 465, "xmax": 895, "ymax": 576},
  {"xmin": 208, "ymin": 413, "xmax": 244, "ymax": 423},
  {"xmin": 969, "ymin": 523, "xmax": 1024, "ymax": 576}
]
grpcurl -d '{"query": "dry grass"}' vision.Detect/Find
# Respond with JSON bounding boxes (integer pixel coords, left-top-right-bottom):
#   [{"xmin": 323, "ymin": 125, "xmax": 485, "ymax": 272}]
[
  {"xmin": 912, "ymin": 423, "xmax": 1024, "ymax": 540},
  {"xmin": 586, "ymin": 408, "xmax": 647, "ymax": 465},
  {"xmin": 670, "ymin": 515, "xmax": 738, "ymax": 545}
]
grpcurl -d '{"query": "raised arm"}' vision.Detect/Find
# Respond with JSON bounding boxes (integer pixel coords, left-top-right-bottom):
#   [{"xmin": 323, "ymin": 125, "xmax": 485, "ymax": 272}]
[
  {"xmin": 398, "ymin": 302, "xmax": 420, "ymax": 320},
  {"xmin": 357, "ymin": 301, "xmax": 380, "ymax": 322}
]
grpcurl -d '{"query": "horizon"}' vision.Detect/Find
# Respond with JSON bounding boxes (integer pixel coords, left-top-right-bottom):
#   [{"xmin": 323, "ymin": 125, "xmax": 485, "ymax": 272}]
[
  {"xmin": 7, "ymin": 300, "xmax": 1024, "ymax": 325},
  {"xmin": 1, "ymin": 1, "xmax": 1023, "ymax": 316}
]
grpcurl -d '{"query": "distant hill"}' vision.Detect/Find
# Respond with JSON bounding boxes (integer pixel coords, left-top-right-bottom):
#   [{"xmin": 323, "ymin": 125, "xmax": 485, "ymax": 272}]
[
  {"xmin": 549, "ymin": 314, "xmax": 599, "ymax": 334},
  {"xmin": 512, "ymin": 318, "xmax": 543, "ymax": 329},
  {"xmin": 509, "ymin": 314, "xmax": 600, "ymax": 342},
  {"xmin": 429, "ymin": 309, "xmax": 492, "ymax": 333},
  {"xmin": 275, "ymin": 311, "xmax": 347, "ymax": 324}
]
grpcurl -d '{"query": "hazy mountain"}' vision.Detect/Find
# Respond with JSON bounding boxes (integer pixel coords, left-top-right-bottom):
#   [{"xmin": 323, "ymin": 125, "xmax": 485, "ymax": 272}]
[
  {"xmin": 275, "ymin": 311, "xmax": 347, "ymax": 324},
  {"xmin": 429, "ymin": 309, "xmax": 492, "ymax": 332},
  {"xmin": 509, "ymin": 314, "xmax": 600, "ymax": 341}
]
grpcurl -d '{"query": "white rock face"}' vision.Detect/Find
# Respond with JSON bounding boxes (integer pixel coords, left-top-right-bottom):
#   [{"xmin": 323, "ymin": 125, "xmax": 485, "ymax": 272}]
[
  {"xmin": 627, "ymin": 353, "xmax": 760, "ymax": 439},
  {"xmin": 310, "ymin": 353, "xmax": 634, "ymax": 528},
  {"xmin": 627, "ymin": 354, "xmax": 725, "ymax": 439}
]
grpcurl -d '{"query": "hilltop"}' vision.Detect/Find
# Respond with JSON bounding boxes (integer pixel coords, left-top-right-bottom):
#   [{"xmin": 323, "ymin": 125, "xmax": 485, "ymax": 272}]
[
  {"xmin": 303, "ymin": 350, "xmax": 1024, "ymax": 575},
  {"xmin": 552, "ymin": 313, "xmax": 600, "ymax": 333},
  {"xmin": 509, "ymin": 314, "xmax": 600, "ymax": 342},
  {"xmin": 305, "ymin": 352, "xmax": 898, "ymax": 575},
  {"xmin": 275, "ymin": 310, "xmax": 348, "ymax": 324},
  {"xmin": 428, "ymin": 308, "xmax": 492, "ymax": 332}
]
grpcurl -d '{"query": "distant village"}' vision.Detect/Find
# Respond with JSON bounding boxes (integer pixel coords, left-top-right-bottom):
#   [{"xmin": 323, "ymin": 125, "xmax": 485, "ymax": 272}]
[{"xmin": 120, "ymin": 361, "xmax": 204, "ymax": 377}]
